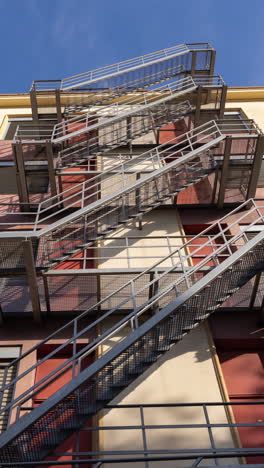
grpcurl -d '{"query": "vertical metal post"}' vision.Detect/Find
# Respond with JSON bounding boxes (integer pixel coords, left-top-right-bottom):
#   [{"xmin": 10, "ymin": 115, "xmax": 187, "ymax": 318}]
[
  {"xmin": 46, "ymin": 141, "xmax": 58, "ymax": 198},
  {"xmin": 249, "ymin": 272, "xmax": 262, "ymax": 310},
  {"xmin": 203, "ymin": 404, "xmax": 218, "ymax": 465},
  {"xmin": 206, "ymin": 49, "xmax": 216, "ymax": 104},
  {"xmin": 259, "ymin": 293, "xmax": 264, "ymax": 326},
  {"xmin": 23, "ymin": 240, "xmax": 42, "ymax": 324},
  {"xmin": 190, "ymin": 51, "xmax": 197, "ymax": 76},
  {"xmin": 42, "ymin": 274, "xmax": 51, "ymax": 315},
  {"xmin": 211, "ymin": 167, "xmax": 219, "ymax": 204},
  {"xmin": 149, "ymin": 271, "xmax": 159, "ymax": 315},
  {"xmin": 55, "ymin": 89, "xmax": 62, "ymax": 123},
  {"xmin": 209, "ymin": 49, "xmax": 216, "ymax": 76},
  {"xmin": 219, "ymin": 85, "xmax": 227, "ymax": 119},
  {"xmin": 139, "ymin": 406, "xmax": 149, "ymax": 468},
  {"xmin": 0, "ymin": 303, "xmax": 4, "ymax": 326},
  {"xmin": 13, "ymin": 142, "xmax": 29, "ymax": 208},
  {"xmin": 136, "ymin": 173, "xmax": 143, "ymax": 230},
  {"xmin": 194, "ymin": 86, "xmax": 202, "ymax": 127},
  {"xmin": 247, "ymin": 135, "xmax": 264, "ymax": 199},
  {"xmin": 217, "ymin": 136, "xmax": 232, "ymax": 209},
  {"xmin": 30, "ymin": 88, "xmax": 39, "ymax": 123}
]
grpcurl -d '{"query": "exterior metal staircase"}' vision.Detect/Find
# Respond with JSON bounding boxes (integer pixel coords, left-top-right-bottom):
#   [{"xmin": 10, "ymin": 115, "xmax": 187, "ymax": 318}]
[
  {"xmin": 0, "ymin": 121, "xmax": 224, "ymax": 271},
  {"xmin": 63, "ymin": 63, "xmax": 186, "ymax": 116},
  {"xmin": 0, "ymin": 200, "xmax": 264, "ymax": 464},
  {"xmin": 31, "ymin": 43, "xmax": 215, "ymax": 91},
  {"xmin": 51, "ymin": 75, "xmax": 221, "ymax": 144},
  {"xmin": 57, "ymin": 100, "xmax": 192, "ymax": 170},
  {"xmin": 15, "ymin": 75, "xmax": 224, "ymax": 150}
]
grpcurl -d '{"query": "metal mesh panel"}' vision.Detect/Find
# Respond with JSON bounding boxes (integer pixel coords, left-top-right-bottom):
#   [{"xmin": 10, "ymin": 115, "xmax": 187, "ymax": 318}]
[
  {"xmin": 46, "ymin": 274, "xmax": 98, "ymax": 312},
  {"xmin": 0, "ymin": 239, "xmax": 25, "ymax": 273},
  {"xmin": 0, "ymin": 276, "xmax": 31, "ymax": 314},
  {"xmin": 195, "ymin": 50, "xmax": 211, "ymax": 71},
  {"xmin": 100, "ymin": 274, "xmax": 150, "ymax": 310},
  {"xmin": 0, "ymin": 276, "xmax": 47, "ymax": 315},
  {"xmin": 221, "ymin": 278, "xmax": 253, "ymax": 308},
  {"xmin": 0, "ymin": 238, "xmax": 39, "ymax": 273},
  {"xmin": 254, "ymin": 272, "xmax": 264, "ymax": 307}
]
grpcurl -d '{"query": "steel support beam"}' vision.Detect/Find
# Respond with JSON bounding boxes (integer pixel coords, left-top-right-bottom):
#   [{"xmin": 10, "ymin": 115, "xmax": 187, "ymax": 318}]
[
  {"xmin": 190, "ymin": 52, "xmax": 197, "ymax": 76},
  {"xmin": 13, "ymin": 142, "xmax": 29, "ymax": 208},
  {"xmin": 55, "ymin": 89, "xmax": 62, "ymax": 123},
  {"xmin": 46, "ymin": 141, "xmax": 58, "ymax": 198},
  {"xmin": 206, "ymin": 50, "xmax": 216, "ymax": 104},
  {"xmin": 217, "ymin": 136, "xmax": 231, "ymax": 209},
  {"xmin": 211, "ymin": 167, "xmax": 219, "ymax": 204},
  {"xmin": 30, "ymin": 89, "xmax": 39, "ymax": 123},
  {"xmin": 259, "ymin": 293, "xmax": 264, "ymax": 326},
  {"xmin": 209, "ymin": 50, "xmax": 216, "ymax": 76},
  {"xmin": 0, "ymin": 303, "xmax": 4, "ymax": 326},
  {"xmin": 194, "ymin": 86, "xmax": 202, "ymax": 127},
  {"xmin": 249, "ymin": 272, "xmax": 262, "ymax": 310},
  {"xmin": 23, "ymin": 240, "xmax": 42, "ymax": 324},
  {"xmin": 219, "ymin": 85, "xmax": 227, "ymax": 119},
  {"xmin": 247, "ymin": 135, "xmax": 264, "ymax": 200},
  {"xmin": 42, "ymin": 275, "xmax": 51, "ymax": 315}
]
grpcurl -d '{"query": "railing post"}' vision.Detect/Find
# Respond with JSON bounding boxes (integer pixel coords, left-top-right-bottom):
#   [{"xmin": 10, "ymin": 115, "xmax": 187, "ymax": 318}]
[
  {"xmin": 247, "ymin": 135, "xmax": 264, "ymax": 200},
  {"xmin": 30, "ymin": 88, "xmax": 39, "ymax": 123},
  {"xmin": 13, "ymin": 142, "xmax": 29, "ymax": 209},
  {"xmin": 190, "ymin": 51, "xmax": 197, "ymax": 76},
  {"xmin": 259, "ymin": 291, "xmax": 264, "ymax": 326},
  {"xmin": 209, "ymin": 49, "xmax": 216, "ymax": 76},
  {"xmin": 23, "ymin": 240, "xmax": 42, "ymax": 324},
  {"xmin": 55, "ymin": 89, "xmax": 62, "ymax": 123},
  {"xmin": 46, "ymin": 141, "xmax": 58, "ymax": 199},
  {"xmin": 0, "ymin": 303, "xmax": 3, "ymax": 326},
  {"xmin": 217, "ymin": 136, "xmax": 231, "ymax": 209},
  {"xmin": 42, "ymin": 274, "xmax": 51, "ymax": 315},
  {"xmin": 219, "ymin": 85, "xmax": 227, "ymax": 119},
  {"xmin": 194, "ymin": 86, "xmax": 202, "ymax": 127}
]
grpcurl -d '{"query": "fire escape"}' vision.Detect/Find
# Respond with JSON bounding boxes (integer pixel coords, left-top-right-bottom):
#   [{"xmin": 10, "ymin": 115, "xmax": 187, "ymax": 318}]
[{"xmin": 0, "ymin": 43, "xmax": 264, "ymax": 466}]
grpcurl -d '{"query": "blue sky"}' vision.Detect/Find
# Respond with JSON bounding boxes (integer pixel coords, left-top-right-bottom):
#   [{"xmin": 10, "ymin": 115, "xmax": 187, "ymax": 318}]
[{"xmin": 0, "ymin": 0, "xmax": 263, "ymax": 93}]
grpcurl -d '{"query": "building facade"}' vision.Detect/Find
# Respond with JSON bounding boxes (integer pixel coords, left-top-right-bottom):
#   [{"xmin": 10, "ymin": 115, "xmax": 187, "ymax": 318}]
[{"xmin": 0, "ymin": 43, "xmax": 263, "ymax": 467}]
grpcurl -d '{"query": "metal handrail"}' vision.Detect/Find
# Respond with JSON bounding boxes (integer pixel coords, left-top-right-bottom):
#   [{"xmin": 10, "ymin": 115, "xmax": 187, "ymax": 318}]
[
  {"xmin": 63, "ymin": 63, "xmax": 187, "ymax": 115},
  {"xmin": 0, "ymin": 199, "xmax": 263, "ymax": 424},
  {"xmin": 51, "ymin": 75, "xmax": 197, "ymax": 142},
  {"xmin": 31, "ymin": 43, "xmax": 214, "ymax": 91},
  {"xmin": 57, "ymin": 100, "xmax": 191, "ymax": 167},
  {"xmin": 35, "ymin": 120, "xmax": 221, "ymax": 231},
  {"xmin": 3, "ymin": 401, "xmax": 264, "ymax": 466},
  {"xmin": 0, "ymin": 120, "xmax": 222, "ymax": 233},
  {"xmin": 19, "ymin": 75, "xmax": 224, "ymax": 144},
  {"xmin": 52, "ymin": 75, "xmax": 224, "ymax": 143}
]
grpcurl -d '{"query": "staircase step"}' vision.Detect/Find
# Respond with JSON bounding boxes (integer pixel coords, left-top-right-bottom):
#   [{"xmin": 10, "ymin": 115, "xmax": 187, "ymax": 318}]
[{"xmin": 143, "ymin": 356, "xmax": 158, "ymax": 364}]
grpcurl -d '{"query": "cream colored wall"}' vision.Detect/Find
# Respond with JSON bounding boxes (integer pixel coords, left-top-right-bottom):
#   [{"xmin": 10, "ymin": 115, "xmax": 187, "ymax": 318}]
[
  {"xmin": 100, "ymin": 324, "xmax": 236, "ymax": 467},
  {"xmin": 98, "ymin": 209, "xmax": 184, "ymax": 269}
]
